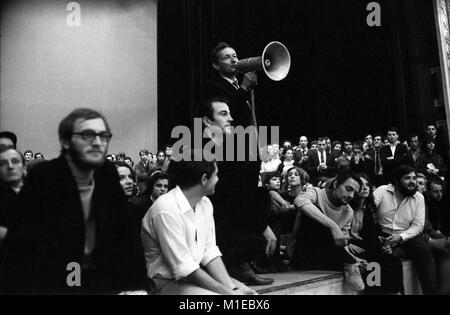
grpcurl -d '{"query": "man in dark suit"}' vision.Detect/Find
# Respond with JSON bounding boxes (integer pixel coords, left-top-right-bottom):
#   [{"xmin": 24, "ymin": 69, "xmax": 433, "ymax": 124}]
[
  {"xmin": 380, "ymin": 127, "xmax": 414, "ymax": 182},
  {"xmin": 202, "ymin": 43, "xmax": 275, "ymax": 287},
  {"xmin": 0, "ymin": 108, "xmax": 148, "ymax": 294},
  {"xmin": 294, "ymin": 135, "xmax": 309, "ymax": 166},
  {"xmin": 305, "ymin": 137, "xmax": 336, "ymax": 185},
  {"xmin": 425, "ymin": 123, "xmax": 448, "ymax": 160},
  {"xmin": 204, "ymin": 42, "xmax": 258, "ymax": 128}
]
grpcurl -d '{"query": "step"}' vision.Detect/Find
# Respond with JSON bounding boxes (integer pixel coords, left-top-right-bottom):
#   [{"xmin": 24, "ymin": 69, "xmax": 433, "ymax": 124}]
[
  {"xmin": 250, "ymin": 270, "xmax": 358, "ymax": 295},
  {"xmin": 250, "ymin": 260, "xmax": 422, "ymax": 295}
]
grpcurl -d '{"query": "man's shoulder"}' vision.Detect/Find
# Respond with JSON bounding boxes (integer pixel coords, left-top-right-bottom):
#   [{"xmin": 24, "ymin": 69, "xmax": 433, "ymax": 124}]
[{"xmin": 147, "ymin": 190, "xmax": 178, "ymax": 216}]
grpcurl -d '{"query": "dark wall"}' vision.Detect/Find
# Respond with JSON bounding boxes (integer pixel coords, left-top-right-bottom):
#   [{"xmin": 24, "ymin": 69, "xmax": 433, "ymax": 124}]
[{"xmin": 158, "ymin": 0, "xmax": 442, "ymax": 147}]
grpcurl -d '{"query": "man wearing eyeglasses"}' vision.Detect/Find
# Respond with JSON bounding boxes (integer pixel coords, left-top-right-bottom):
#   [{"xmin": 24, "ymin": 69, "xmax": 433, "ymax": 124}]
[{"xmin": 0, "ymin": 108, "xmax": 148, "ymax": 294}]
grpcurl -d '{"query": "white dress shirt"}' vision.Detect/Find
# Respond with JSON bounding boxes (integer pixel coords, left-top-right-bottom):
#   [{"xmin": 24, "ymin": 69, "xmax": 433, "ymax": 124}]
[
  {"xmin": 374, "ymin": 184, "xmax": 425, "ymax": 241},
  {"xmin": 141, "ymin": 186, "xmax": 222, "ymax": 281}
]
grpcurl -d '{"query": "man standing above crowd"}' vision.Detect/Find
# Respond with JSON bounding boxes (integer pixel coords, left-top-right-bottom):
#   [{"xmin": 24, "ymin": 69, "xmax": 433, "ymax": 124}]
[
  {"xmin": 199, "ymin": 96, "xmax": 274, "ymax": 286},
  {"xmin": 202, "ymin": 42, "xmax": 274, "ymax": 286},
  {"xmin": 0, "ymin": 108, "xmax": 148, "ymax": 294},
  {"xmin": 374, "ymin": 165, "xmax": 437, "ymax": 294}
]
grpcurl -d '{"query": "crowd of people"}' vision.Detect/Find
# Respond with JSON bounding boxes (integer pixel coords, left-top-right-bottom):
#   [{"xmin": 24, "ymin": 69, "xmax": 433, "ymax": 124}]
[{"xmin": 1, "ymin": 41, "xmax": 450, "ymax": 296}]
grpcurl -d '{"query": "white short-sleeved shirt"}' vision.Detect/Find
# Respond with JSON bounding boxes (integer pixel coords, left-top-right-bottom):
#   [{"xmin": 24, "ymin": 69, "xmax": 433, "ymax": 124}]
[{"xmin": 141, "ymin": 186, "xmax": 222, "ymax": 281}]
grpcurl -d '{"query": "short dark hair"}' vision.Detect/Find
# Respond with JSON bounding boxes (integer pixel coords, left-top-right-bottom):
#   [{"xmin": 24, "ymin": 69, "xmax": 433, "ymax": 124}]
[
  {"xmin": 373, "ymin": 133, "xmax": 383, "ymax": 139},
  {"xmin": 146, "ymin": 171, "xmax": 171, "ymax": 194},
  {"xmin": 387, "ymin": 126, "xmax": 399, "ymax": 134},
  {"xmin": 24, "ymin": 149, "xmax": 33, "ymax": 156},
  {"xmin": 317, "ymin": 137, "xmax": 327, "ymax": 143},
  {"xmin": 392, "ymin": 165, "xmax": 415, "ymax": 184},
  {"xmin": 427, "ymin": 174, "xmax": 444, "ymax": 190},
  {"xmin": 421, "ymin": 135, "xmax": 435, "ymax": 152},
  {"xmin": 199, "ymin": 97, "xmax": 230, "ymax": 121},
  {"xmin": 333, "ymin": 171, "xmax": 362, "ymax": 192},
  {"xmin": 139, "ymin": 149, "xmax": 149, "ymax": 156},
  {"xmin": 167, "ymin": 150, "xmax": 216, "ymax": 189},
  {"xmin": 211, "ymin": 42, "xmax": 232, "ymax": 65},
  {"xmin": 34, "ymin": 152, "xmax": 44, "ymax": 159},
  {"xmin": 58, "ymin": 108, "xmax": 110, "ymax": 150},
  {"xmin": 263, "ymin": 171, "xmax": 281, "ymax": 186},
  {"xmin": 407, "ymin": 133, "xmax": 419, "ymax": 142},
  {"xmin": 0, "ymin": 131, "xmax": 17, "ymax": 148}
]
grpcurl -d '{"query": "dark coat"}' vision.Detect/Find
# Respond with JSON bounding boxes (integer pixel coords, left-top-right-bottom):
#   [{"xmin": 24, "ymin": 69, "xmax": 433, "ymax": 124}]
[
  {"xmin": 0, "ymin": 155, "xmax": 148, "ymax": 294},
  {"xmin": 380, "ymin": 143, "xmax": 414, "ymax": 179},
  {"xmin": 204, "ymin": 75, "xmax": 252, "ymax": 127}
]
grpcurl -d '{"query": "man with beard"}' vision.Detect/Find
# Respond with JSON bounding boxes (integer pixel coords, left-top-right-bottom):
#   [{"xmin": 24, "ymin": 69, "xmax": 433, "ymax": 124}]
[
  {"xmin": 374, "ymin": 165, "xmax": 437, "ymax": 294},
  {"xmin": 0, "ymin": 108, "xmax": 148, "ymax": 294}
]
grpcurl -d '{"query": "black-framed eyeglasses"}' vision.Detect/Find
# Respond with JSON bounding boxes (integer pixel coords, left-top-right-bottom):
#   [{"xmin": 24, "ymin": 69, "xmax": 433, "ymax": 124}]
[{"xmin": 71, "ymin": 130, "xmax": 113, "ymax": 142}]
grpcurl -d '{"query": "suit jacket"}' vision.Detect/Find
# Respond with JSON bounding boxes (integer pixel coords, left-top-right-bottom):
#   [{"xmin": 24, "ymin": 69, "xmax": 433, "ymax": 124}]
[
  {"xmin": 305, "ymin": 150, "xmax": 336, "ymax": 184},
  {"xmin": 380, "ymin": 143, "xmax": 414, "ymax": 179},
  {"xmin": 0, "ymin": 155, "xmax": 147, "ymax": 294},
  {"xmin": 204, "ymin": 75, "xmax": 252, "ymax": 127}
]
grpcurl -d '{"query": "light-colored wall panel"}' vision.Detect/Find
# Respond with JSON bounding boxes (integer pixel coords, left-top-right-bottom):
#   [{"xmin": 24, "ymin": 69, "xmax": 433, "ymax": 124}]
[{"xmin": 1, "ymin": 0, "xmax": 157, "ymax": 161}]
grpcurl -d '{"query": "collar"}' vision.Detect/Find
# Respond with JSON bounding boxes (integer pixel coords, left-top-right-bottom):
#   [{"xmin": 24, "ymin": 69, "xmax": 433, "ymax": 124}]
[
  {"xmin": 220, "ymin": 75, "xmax": 238, "ymax": 86},
  {"xmin": 173, "ymin": 186, "xmax": 207, "ymax": 214},
  {"xmin": 386, "ymin": 184, "xmax": 417, "ymax": 199}
]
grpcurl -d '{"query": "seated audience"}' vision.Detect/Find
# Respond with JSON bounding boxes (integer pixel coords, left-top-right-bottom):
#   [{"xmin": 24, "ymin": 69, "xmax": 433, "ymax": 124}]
[{"xmin": 422, "ymin": 175, "xmax": 450, "ymax": 294}]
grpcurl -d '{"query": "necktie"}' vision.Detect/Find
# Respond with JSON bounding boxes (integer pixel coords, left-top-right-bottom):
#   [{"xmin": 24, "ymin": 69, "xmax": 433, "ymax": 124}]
[
  {"xmin": 319, "ymin": 151, "xmax": 323, "ymax": 164},
  {"xmin": 375, "ymin": 150, "xmax": 380, "ymax": 174}
]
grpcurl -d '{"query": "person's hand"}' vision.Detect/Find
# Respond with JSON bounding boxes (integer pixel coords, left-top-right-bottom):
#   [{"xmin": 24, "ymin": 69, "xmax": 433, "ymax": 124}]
[
  {"xmin": 241, "ymin": 72, "xmax": 258, "ymax": 91},
  {"xmin": 331, "ymin": 226, "xmax": 348, "ymax": 247},
  {"xmin": 381, "ymin": 244, "xmax": 392, "ymax": 254},
  {"xmin": 231, "ymin": 278, "xmax": 258, "ymax": 295},
  {"xmin": 386, "ymin": 234, "xmax": 402, "ymax": 246},
  {"xmin": 263, "ymin": 226, "xmax": 277, "ymax": 257},
  {"xmin": 348, "ymin": 243, "xmax": 365, "ymax": 255}
]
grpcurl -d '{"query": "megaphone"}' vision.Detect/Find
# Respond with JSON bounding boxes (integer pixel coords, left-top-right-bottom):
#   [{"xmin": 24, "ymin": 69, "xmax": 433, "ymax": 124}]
[{"xmin": 237, "ymin": 41, "xmax": 291, "ymax": 81}]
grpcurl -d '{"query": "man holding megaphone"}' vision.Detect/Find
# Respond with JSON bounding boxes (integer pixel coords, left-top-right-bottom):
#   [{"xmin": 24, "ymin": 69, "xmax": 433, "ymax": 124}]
[
  {"xmin": 203, "ymin": 43, "xmax": 276, "ymax": 286},
  {"xmin": 205, "ymin": 42, "xmax": 258, "ymax": 128}
]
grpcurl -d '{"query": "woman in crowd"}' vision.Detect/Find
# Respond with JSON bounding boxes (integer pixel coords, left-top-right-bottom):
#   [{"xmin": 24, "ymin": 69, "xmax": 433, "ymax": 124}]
[
  {"xmin": 416, "ymin": 136, "xmax": 447, "ymax": 178},
  {"xmin": 277, "ymin": 147, "xmax": 297, "ymax": 177},
  {"xmin": 156, "ymin": 150, "xmax": 168, "ymax": 172},
  {"xmin": 349, "ymin": 173, "xmax": 404, "ymax": 294},
  {"xmin": 131, "ymin": 171, "xmax": 171, "ymax": 228}
]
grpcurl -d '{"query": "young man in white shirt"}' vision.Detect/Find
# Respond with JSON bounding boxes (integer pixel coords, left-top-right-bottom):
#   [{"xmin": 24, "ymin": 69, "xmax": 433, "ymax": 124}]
[
  {"xmin": 141, "ymin": 150, "xmax": 256, "ymax": 295},
  {"xmin": 374, "ymin": 164, "xmax": 438, "ymax": 294}
]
